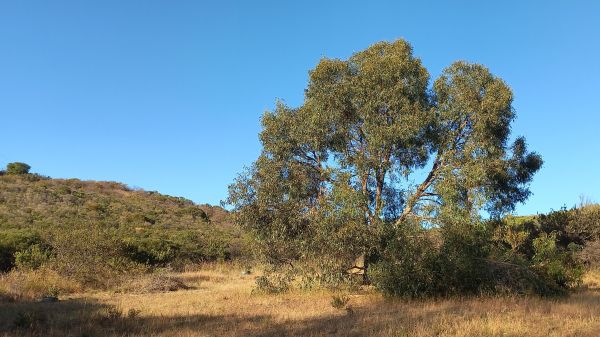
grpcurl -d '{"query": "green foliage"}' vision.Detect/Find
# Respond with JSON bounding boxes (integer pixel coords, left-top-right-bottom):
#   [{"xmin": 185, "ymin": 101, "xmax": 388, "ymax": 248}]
[
  {"xmin": 372, "ymin": 221, "xmax": 508, "ymax": 297},
  {"xmin": 122, "ymin": 236, "xmax": 178, "ymax": 265},
  {"xmin": 6, "ymin": 162, "xmax": 31, "ymax": 175},
  {"xmin": 0, "ymin": 229, "xmax": 45, "ymax": 271},
  {"xmin": 370, "ymin": 224, "xmax": 441, "ymax": 297},
  {"xmin": 531, "ymin": 233, "xmax": 583, "ymax": 289},
  {"xmin": 372, "ymin": 217, "xmax": 585, "ymax": 297},
  {"xmin": 122, "ymin": 229, "xmax": 233, "ymax": 267},
  {"xmin": 489, "ymin": 209, "xmax": 588, "ymax": 294},
  {"xmin": 14, "ymin": 244, "xmax": 52, "ymax": 270},
  {"xmin": 47, "ymin": 222, "xmax": 141, "ymax": 288},
  {"xmin": 435, "ymin": 223, "xmax": 493, "ymax": 294}
]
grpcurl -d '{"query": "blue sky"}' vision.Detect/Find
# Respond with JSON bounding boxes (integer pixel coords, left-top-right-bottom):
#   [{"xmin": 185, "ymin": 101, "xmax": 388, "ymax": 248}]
[{"xmin": 1, "ymin": 1, "xmax": 598, "ymax": 215}]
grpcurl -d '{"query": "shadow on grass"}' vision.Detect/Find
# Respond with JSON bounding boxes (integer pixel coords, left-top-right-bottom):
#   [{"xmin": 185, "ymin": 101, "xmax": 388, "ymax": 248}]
[{"xmin": 1, "ymin": 290, "xmax": 600, "ymax": 337}]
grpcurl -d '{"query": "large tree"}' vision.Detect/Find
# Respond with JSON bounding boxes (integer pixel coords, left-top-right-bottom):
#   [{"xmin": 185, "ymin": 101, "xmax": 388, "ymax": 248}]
[{"xmin": 227, "ymin": 40, "xmax": 542, "ymax": 289}]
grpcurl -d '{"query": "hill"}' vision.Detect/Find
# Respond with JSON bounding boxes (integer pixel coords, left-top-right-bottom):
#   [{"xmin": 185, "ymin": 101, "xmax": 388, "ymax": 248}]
[
  {"xmin": 0, "ymin": 173, "xmax": 230, "ymax": 230},
  {"xmin": 0, "ymin": 172, "xmax": 251, "ymax": 277}
]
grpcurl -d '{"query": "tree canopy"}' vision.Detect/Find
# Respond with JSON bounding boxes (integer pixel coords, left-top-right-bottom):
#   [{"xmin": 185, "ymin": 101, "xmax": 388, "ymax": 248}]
[{"xmin": 5, "ymin": 162, "xmax": 31, "ymax": 175}]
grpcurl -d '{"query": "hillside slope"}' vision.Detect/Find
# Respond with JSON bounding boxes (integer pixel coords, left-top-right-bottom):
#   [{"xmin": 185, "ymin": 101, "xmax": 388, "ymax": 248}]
[
  {"xmin": 0, "ymin": 174, "xmax": 229, "ymax": 230},
  {"xmin": 0, "ymin": 173, "xmax": 249, "ymax": 273}
]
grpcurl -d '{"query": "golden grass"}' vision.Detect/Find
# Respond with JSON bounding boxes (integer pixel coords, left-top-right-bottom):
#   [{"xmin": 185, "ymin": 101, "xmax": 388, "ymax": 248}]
[
  {"xmin": 1, "ymin": 264, "xmax": 600, "ymax": 337},
  {"xmin": 583, "ymin": 270, "xmax": 600, "ymax": 289},
  {"xmin": 0, "ymin": 268, "xmax": 81, "ymax": 302}
]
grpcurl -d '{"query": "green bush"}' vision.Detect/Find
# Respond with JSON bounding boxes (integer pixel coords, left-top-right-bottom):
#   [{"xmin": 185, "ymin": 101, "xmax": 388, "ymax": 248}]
[
  {"xmin": 371, "ymin": 218, "xmax": 585, "ymax": 298},
  {"xmin": 532, "ymin": 232, "xmax": 583, "ymax": 289},
  {"xmin": 15, "ymin": 244, "xmax": 52, "ymax": 270},
  {"xmin": 370, "ymin": 225, "xmax": 440, "ymax": 297},
  {"xmin": 122, "ymin": 229, "xmax": 233, "ymax": 267},
  {"xmin": 122, "ymin": 236, "xmax": 178, "ymax": 265},
  {"xmin": 6, "ymin": 162, "xmax": 31, "ymax": 175},
  {"xmin": 0, "ymin": 230, "xmax": 45, "ymax": 272},
  {"xmin": 48, "ymin": 224, "xmax": 145, "ymax": 288}
]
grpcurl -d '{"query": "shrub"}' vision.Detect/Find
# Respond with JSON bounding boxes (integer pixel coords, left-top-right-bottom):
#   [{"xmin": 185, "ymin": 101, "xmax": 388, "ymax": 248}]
[
  {"xmin": 0, "ymin": 230, "xmax": 45, "ymax": 272},
  {"xmin": 122, "ymin": 236, "xmax": 178, "ymax": 266},
  {"xmin": 254, "ymin": 270, "xmax": 293, "ymax": 294},
  {"xmin": 532, "ymin": 232, "xmax": 583, "ymax": 289},
  {"xmin": 48, "ymin": 224, "xmax": 145, "ymax": 288},
  {"xmin": 0, "ymin": 173, "xmax": 241, "ymax": 291},
  {"xmin": 127, "ymin": 308, "xmax": 142, "ymax": 319},
  {"xmin": 370, "ymin": 225, "xmax": 441, "ymax": 297},
  {"xmin": 580, "ymin": 240, "xmax": 600, "ymax": 267},
  {"xmin": 371, "ymin": 218, "xmax": 585, "ymax": 298},
  {"xmin": 15, "ymin": 244, "xmax": 52, "ymax": 270},
  {"xmin": 96, "ymin": 305, "xmax": 123, "ymax": 324},
  {"xmin": 122, "ymin": 228, "xmax": 236, "ymax": 268}
]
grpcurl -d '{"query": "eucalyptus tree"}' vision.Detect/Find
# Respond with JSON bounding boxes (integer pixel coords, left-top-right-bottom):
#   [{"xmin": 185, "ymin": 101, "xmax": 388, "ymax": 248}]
[{"xmin": 227, "ymin": 39, "xmax": 542, "ymax": 287}]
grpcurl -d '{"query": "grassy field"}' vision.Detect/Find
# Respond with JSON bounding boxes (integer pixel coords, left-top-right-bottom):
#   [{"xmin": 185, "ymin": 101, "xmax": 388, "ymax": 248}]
[{"xmin": 1, "ymin": 264, "xmax": 600, "ymax": 337}]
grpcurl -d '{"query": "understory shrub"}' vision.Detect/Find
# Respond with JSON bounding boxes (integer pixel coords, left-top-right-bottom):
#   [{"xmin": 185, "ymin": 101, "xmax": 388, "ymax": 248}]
[
  {"xmin": 0, "ymin": 230, "xmax": 45, "ymax": 272},
  {"xmin": 253, "ymin": 267, "xmax": 294, "ymax": 294},
  {"xmin": 121, "ymin": 229, "xmax": 236, "ymax": 268},
  {"xmin": 371, "ymin": 217, "xmax": 585, "ymax": 297},
  {"xmin": 14, "ymin": 244, "xmax": 52, "ymax": 270}
]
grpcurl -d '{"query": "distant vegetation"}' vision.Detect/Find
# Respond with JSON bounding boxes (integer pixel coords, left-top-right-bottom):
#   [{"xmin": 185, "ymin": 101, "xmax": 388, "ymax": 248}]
[
  {"xmin": 5, "ymin": 162, "xmax": 31, "ymax": 175},
  {"xmin": 0, "ymin": 162, "xmax": 252, "ymax": 292}
]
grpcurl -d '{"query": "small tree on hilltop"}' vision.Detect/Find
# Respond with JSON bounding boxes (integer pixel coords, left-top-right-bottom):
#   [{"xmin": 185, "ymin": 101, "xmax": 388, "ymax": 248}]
[{"xmin": 6, "ymin": 162, "xmax": 31, "ymax": 175}]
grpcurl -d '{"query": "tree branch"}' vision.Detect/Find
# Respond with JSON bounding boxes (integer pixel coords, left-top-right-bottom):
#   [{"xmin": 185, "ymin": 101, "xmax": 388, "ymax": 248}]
[
  {"xmin": 394, "ymin": 117, "xmax": 472, "ymax": 226},
  {"xmin": 395, "ymin": 155, "xmax": 442, "ymax": 226}
]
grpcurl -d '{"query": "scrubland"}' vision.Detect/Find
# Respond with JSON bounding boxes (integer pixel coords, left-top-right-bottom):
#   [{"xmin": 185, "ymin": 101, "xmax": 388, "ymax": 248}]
[
  {"xmin": 1, "ymin": 170, "xmax": 599, "ymax": 336},
  {"xmin": 2, "ymin": 264, "xmax": 600, "ymax": 337}
]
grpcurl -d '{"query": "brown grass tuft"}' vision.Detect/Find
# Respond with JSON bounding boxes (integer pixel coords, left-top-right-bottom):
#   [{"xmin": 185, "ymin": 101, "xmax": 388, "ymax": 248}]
[{"xmin": 0, "ymin": 268, "xmax": 80, "ymax": 302}]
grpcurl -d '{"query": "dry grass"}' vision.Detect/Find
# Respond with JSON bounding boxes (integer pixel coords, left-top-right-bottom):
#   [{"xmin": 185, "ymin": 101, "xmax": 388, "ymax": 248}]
[
  {"xmin": 0, "ymin": 268, "xmax": 81, "ymax": 302},
  {"xmin": 119, "ymin": 274, "xmax": 192, "ymax": 294},
  {"xmin": 1, "ymin": 264, "xmax": 600, "ymax": 337}
]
